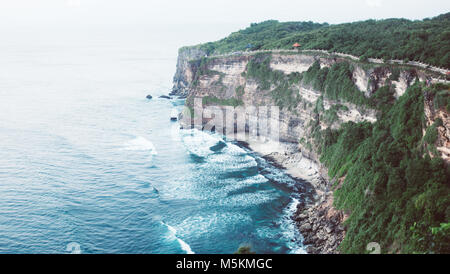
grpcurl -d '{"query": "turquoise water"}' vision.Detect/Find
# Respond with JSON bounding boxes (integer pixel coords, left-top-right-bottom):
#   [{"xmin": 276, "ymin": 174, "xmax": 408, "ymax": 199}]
[{"xmin": 0, "ymin": 29, "xmax": 313, "ymax": 254}]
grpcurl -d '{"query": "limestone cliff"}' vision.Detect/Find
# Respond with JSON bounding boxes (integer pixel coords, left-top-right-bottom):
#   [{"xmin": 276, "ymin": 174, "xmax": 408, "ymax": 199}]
[
  {"xmin": 171, "ymin": 51, "xmax": 418, "ymax": 144},
  {"xmin": 424, "ymin": 88, "xmax": 450, "ymax": 163},
  {"xmin": 171, "ymin": 47, "xmax": 207, "ymax": 97}
]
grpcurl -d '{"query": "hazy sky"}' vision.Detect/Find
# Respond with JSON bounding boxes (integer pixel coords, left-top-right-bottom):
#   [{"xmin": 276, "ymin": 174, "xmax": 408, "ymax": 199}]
[
  {"xmin": 1, "ymin": 0, "xmax": 448, "ymax": 26},
  {"xmin": 0, "ymin": 0, "xmax": 448, "ymax": 50}
]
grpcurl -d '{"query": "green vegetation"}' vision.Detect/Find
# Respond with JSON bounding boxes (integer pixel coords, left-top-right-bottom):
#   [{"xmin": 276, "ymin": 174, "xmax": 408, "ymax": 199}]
[
  {"xmin": 430, "ymin": 223, "xmax": 450, "ymax": 252},
  {"xmin": 190, "ymin": 57, "xmax": 225, "ymax": 87},
  {"xmin": 245, "ymin": 54, "xmax": 302, "ymax": 110},
  {"xmin": 303, "ymin": 61, "xmax": 370, "ymax": 106},
  {"xmin": 302, "ymin": 61, "xmax": 327, "ymax": 91},
  {"xmin": 202, "ymin": 95, "xmax": 243, "ymax": 107},
  {"xmin": 434, "ymin": 90, "xmax": 450, "ymax": 112},
  {"xmin": 302, "ymin": 60, "xmax": 401, "ymax": 110},
  {"xmin": 235, "ymin": 245, "xmax": 256, "ymax": 254},
  {"xmin": 196, "ymin": 20, "xmax": 325, "ymax": 55},
  {"xmin": 388, "ymin": 67, "xmax": 401, "ymax": 82},
  {"xmin": 235, "ymin": 85, "xmax": 245, "ymax": 98},
  {"xmin": 243, "ymin": 56, "xmax": 397, "ymax": 112},
  {"xmin": 426, "ymin": 83, "xmax": 450, "ymax": 112},
  {"xmin": 191, "ymin": 13, "xmax": 450, "ymax": 68},
  {"xmin": 423, "ymin": 119, "xmax": 441, "ymax": 145},
  {"xmin": 245, "ymin": 54, "xmax": 286, "ymax": 90},
  {"xmin": 314, "ymin": 82, "xmax": 450, "ymax": 253},
  {"xmin": 322, "ymin": 104, "xmax": 349, "ymax": 125},
  {"xmin": 370, "ymin": 85, "xmax": 396, "ymax": 111}
]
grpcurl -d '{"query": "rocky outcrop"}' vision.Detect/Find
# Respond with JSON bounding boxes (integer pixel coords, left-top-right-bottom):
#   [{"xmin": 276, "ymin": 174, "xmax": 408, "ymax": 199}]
[
  {"xmin": 355, "ymin": 66, "xmax": 419, "ymax": 98},
  {"xmin": 293, "ymin": 192, "xmax": 347, "ymax": 254},
  {"xmin": 180, "ymin": 53, "xmax": 380, "ymax": 143},
  {"xmin": 251, "ymin": 141, "xmax": 345, "ymax": 254},
  {"xmin": 424, "ymin": 90, "xmax": 450, "ymax": 163},
  {"xmin": 269, "ymin": 54, "xmax": 316, "ymax": 74},
  {"xmin": 392, "ymin": 71, "xmax": 417, "ymax": 98},
  {"xmin": 159, "ymin": 95, "xmax": 172, "ymax": 99}
]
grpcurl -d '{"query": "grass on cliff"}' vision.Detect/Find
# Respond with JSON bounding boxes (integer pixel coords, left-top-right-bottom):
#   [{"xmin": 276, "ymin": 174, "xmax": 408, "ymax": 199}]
[
  {"xmin": 190, "ymin": 57, "xmax": 225, "ymax": 88},
  {"xmin": 244, "ymin": 54, "xmax": 303, "ymax": 111},
  {"xmin": 244, "ymin": 55, "xmax": 391, "ymax": 110},
  {"xmin": 314, "ymin": 82, "xmax": 450, "ymax": 253},
  {"xmin": 303, "ymin": 61, "xmax": 371, "ymax": 106},
  {"xmin": 427, "ymin": 83, "xmax": 450, "ymax": 112},
  {"xmin": 322, "ymin": 104, "xmax": 349, "ymax": 125}
]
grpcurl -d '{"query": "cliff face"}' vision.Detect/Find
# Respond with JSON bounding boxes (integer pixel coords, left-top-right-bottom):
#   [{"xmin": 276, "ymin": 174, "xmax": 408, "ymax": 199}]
[
  {"xmin": 172, "ymin": 47, "xmax": 207, "ymax": 96},
  {"xmin": 424, "ymin": 90, "xmax": 450, "ymax": 163},
  {"xmin": 173, "ymin": 51, "xmax": 409, "ymax": 144},
  {"xmin": 171, "ymin": 49, "xmax": 446, "ymax": 253}
]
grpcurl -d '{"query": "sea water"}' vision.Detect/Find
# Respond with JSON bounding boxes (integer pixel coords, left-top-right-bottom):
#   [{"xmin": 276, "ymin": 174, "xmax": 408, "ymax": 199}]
[{"xmin": 0, "ymin": 27, "xmax": 313, "ymax": 254}]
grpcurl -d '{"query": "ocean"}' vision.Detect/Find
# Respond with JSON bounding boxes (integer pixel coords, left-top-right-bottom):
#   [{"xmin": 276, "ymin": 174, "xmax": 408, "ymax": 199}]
[{"xmin": 0, "ymin": 26, "xmax": 312, "ymax": 254}]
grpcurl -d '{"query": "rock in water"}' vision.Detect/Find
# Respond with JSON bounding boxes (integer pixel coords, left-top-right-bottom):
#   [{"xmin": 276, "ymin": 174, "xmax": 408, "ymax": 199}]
[
  {"xmin": 159, "ymin": 95, "xmax": 172, "ymax": 99},
  {"xmin": 146, "ymin": 95, "xmax": 153, "ymax": 100},
  {"xmin": 170, "ymin": 109, "xmax": 178, "ymax": 121}
]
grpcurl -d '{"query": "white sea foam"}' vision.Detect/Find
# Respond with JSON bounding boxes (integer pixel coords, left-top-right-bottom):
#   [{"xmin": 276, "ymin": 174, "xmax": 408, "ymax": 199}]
[
  {"xmin": 181, "ymin": 129, "xmax": 224, "ymax": 158},
  {"xmin": 221, "ymin": 142, "xmax": 247, "ymax": 155},
  {"xmin": 281, "ymin": 198, "xmax": 307, "ymax": 254},
  {"xmin": 177, "ymin": 212, "xmax": 252, "ymax": 238},
  {"xmin": 200, "ymin": 136, "xmax": 258, "ymax": 172},
  {"xmin": 122, "ymin": 136, "xmax": 158, "ymax": 155},
  {"xmin": 162, "ymin": 222, "xmax": 195, "ymax": 254},
  {"xmin": 179, "ymin": 128, "xmax": 308, "ymax": 253},
  {"xmin": 207, "ymin": 153, "xmax": 257, "ymax": 172},
  {"xmin": 222, "ymin": 189, "xmax": 275, "ymax": 207},
  {"xmin": 253, "ymin": 197, "xmax": 307, "ymax": 254}
]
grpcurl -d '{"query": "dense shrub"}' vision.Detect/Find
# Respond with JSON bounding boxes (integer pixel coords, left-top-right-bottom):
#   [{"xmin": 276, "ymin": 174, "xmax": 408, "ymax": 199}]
[
  {"xmin": 303, "ymin": 61, "xmax": 370, "ymax": 106},
  {"xmin": 245, "ymin": 54, "xmax": 302, "ymax": 110},
  {"xmin": 315, "ymin": 82, "xmax": 450, "ymax": 253},
  {"xmin": 424, "ymin": 120, "xmax": 439, "ymax": 145},
  {"xmin": 191, "ymin": 57, "xmax": 225, "ymax": 87}
]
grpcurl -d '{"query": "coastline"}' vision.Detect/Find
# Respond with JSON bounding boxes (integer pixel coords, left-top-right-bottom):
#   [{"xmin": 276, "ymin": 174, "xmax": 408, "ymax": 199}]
[{"xmin": 235, "ymin": 136, "xmax": 347, "ymax": 254}]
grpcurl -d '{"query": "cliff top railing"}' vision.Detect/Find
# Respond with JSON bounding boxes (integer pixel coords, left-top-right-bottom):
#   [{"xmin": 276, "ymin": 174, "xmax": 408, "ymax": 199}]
[{"xmin": 205, "ymin": 49, "xmax": 450, "ymax": 77}]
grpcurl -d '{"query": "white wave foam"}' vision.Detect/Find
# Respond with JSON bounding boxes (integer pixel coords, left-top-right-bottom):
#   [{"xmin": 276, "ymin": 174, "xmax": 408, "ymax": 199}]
[
  {"xmin": 222, "ymin": 189, "xmax": 275, "ymax": 207},
  {"xmin": 177, "ymin": 212, "xmax": 252, "ymax": 238},
  {"xmin": 122, "ymin": 136, "xmax": 158, "ymax": 155},
  {"xmin": 207, "ymin": 153, "xmax": 257, "ymax": 172},
  {"xmin": 253, "ymin": 197, "xmax": 307, "ymax": 254},
  {"xmin": 181, "ymin": 129, "xmax": 223, "ymax": 158},
  {"xmin": 182, "ymin": 129, "xmax": 258, "ymax": 171},
  {"xmin": 281, "ymin": 198, "xmax": 307, "ymax": 254},
  {"xmin": 222, "ymin": 142, "xmax": 247, "ymax": 156},
  {"xmin": 162, "ymin": 222, "xmax": 195, "ymax": 254}
]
